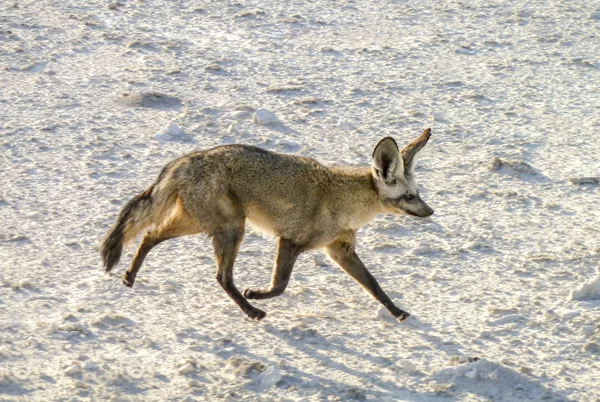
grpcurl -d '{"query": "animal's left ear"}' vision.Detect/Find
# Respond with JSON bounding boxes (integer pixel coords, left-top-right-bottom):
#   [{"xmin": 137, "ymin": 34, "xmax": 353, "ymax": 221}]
[
  {"xmin": 372, "ymin": 137, "xmax": 402, "ymax": 183},
  {"xmin": 401, "ymin": 128, "xmax": 431, "ymax": 172}
]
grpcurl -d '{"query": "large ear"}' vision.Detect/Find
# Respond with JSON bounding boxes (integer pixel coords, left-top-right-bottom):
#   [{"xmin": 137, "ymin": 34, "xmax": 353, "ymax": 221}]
[
  {"xmin": 401, "ymin": 128, "xmax": 431, "ymax": 172},
  {"xmin": 372, "ymin": 137, "xmax": 402, "ymax": 183}
]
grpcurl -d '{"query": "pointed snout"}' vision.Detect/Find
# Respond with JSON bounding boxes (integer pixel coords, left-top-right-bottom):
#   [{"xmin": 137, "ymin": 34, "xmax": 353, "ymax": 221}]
[
  {"xmin": 407, "ymin": 204, "xmax": 434, "ymax": 218},
  {"xmin": 403, "ymin": 195, "xmax": 434, "ymax": 218},
  {"xmin": 422, "ymin": 205, "xmax": 434, "ymax": 218}
]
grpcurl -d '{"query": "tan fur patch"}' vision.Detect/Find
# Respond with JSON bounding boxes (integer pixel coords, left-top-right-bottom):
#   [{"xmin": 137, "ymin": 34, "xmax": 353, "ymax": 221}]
[
  {"xmin": 246, "ymin": 205, "xmax": 279, "ymax": 237},
  {"xmin": 347, "ymin": 207, "xmax": 380, "ymax": 230}
]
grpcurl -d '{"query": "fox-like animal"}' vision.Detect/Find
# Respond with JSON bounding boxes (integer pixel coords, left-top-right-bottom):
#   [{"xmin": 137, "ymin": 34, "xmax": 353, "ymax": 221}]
[{"xmin": 101, "ymin": 128, "xmax": 434, "ymax": 321}]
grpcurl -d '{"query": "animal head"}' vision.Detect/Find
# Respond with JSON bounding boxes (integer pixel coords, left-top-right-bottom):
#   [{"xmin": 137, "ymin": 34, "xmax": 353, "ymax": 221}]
[{"xmin": 371, "ymin": 128, "xmax": 434, "ymax": 218}]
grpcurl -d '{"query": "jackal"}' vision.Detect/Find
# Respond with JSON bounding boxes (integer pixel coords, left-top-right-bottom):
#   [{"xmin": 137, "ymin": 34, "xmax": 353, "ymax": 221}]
[{"xmin": 101, "ymin": 128, "xmax": 434, "ymax": 321}]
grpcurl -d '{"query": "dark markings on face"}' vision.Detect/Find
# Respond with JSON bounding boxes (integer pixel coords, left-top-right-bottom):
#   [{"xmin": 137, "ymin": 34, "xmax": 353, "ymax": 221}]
[
  {"xmin": 384, "ymin": 191, "xmax": 419, "ymax": 209},
  {"xmin": 397, "ymin": 191, "xmax": 418, "ymax": 203}
]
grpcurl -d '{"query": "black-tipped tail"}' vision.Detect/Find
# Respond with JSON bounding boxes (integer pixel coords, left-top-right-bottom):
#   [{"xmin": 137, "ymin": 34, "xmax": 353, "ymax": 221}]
[
  {"xmin": 100, "ymin": 188, "xmax": 153, "ymax": 273},
  {"xmin": 101, "ymin": 221, "xmax": 125, "ymax": 273}
]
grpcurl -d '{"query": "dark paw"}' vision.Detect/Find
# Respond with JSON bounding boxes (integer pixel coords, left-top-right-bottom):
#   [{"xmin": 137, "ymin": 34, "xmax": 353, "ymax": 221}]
[
  {"xmin": 122, "ymin": 274, "xmax": 134, "ymax": 288},
  {"xmin": 243, "ymin": 288, "xmax": 263, "ymax": 299},
  {"xmin": 395, "ymin": 311, "xmax": 411, "ymax": 321},
  {"xmin": 247, "ymin": 308, "xmax": 267, "ymax": 321}
]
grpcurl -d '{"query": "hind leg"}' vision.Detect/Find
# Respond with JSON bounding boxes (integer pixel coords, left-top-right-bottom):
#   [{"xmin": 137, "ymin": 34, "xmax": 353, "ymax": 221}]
[
  {"xmin": 213, "ymin": 224, "xmax": 266, "ymax": 320},
  {"xmin": 122, "ymin": 232, "xmax": 168, "ymax": 287},
  {"xmin": 123, "ymin": 204, "xmax": 201, "ymax": 287}
]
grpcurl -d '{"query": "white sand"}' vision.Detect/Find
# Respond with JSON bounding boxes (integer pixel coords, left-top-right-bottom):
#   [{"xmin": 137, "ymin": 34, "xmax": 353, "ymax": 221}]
[{"xmin": 1, "ymin": 0, "xmax": 599, "ymax": 400}]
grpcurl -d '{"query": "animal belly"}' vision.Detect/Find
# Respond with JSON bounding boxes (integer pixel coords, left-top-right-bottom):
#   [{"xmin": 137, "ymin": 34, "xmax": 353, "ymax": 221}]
[{"xmin": 245, "ymin": 205, "xmax": 282, "ymax": 237}]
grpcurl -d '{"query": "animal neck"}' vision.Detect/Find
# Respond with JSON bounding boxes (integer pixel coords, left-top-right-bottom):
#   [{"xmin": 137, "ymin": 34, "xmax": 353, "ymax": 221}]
[{"xmin": 329, "ymin": 166, "xmax": 384, "ymax": 230}]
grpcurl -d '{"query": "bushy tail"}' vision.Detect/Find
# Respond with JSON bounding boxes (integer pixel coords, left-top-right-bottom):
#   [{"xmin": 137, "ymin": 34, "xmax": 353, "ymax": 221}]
[{"xmin": 100, "ymin": 169, "xmax": 179, "ymax": 273}]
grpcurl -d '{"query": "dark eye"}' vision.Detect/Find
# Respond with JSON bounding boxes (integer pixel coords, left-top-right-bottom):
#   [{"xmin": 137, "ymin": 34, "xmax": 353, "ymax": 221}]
[{"xmin": 405, "ymin": 194, "xmax": 415, "ymax": 201}]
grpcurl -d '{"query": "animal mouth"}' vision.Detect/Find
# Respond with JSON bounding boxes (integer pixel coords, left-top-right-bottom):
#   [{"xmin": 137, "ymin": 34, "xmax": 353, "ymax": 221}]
[
  {"xmin": 401, "ymin": 208, "xmax": 433, "ymax": 218},
  {"xmin": 404, "ymin": 210, "xmax": 422, "ymax": 217}
]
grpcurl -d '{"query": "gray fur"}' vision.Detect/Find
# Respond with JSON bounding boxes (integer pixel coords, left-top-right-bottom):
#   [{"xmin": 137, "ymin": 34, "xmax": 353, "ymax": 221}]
[{"xmin": 101, "ymin": 129, "xmax": 434, "ymax": 321}]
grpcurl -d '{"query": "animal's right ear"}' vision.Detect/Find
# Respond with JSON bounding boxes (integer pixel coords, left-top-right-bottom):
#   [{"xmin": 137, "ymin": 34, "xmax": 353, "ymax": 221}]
[{"xmin": 372, "ymin": 137, "xmax": 402, "ymax": 183}]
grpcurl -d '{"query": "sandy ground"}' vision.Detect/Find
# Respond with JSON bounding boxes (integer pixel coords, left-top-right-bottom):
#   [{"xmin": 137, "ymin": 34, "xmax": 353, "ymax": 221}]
[{"xmin": 1, "ymin": 0, "xmax": 600, "ymax": 400}]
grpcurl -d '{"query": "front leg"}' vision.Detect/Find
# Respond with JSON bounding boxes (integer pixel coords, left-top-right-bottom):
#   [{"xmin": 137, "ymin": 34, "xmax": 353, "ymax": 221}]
[
  {"xmin": 243, "ymin": 238, "xmax": 301, "ymax": 300},
  {"xmin": 325, "ymin": 237, "xmax": 410, "ymax": 321}
]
